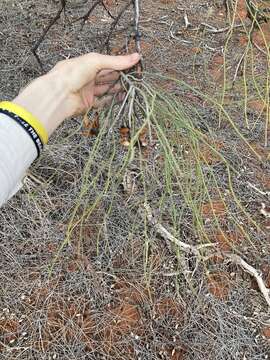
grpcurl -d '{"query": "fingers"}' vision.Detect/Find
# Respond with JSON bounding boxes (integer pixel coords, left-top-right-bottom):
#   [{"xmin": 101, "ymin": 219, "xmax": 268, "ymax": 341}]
[
  {"xmin": 92, "ymin": 92, "xmax": 125, "ymax": 109},
  {"xmin": 51, "ymin": 53, "xmax": 140, "ymax": 92},
  {"xmin": 94, "ymin": 82, "xmax": 122, "ymax": 97},
  {"xmin": 90, "ymin": 52, "xmax": 141, "ymax": 72},
  {"xmin": 96, "ymin": 70, "xmax": 120, "ymax": 84}
]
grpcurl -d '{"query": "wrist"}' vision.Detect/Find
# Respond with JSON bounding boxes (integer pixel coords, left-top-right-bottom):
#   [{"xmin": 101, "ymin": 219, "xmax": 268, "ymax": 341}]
[{"xmin": 13, "ymin": 72, "xmax": 70, "ymax": 137}]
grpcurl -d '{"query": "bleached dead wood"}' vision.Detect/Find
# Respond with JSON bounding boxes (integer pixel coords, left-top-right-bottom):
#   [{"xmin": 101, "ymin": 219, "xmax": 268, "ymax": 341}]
[{"xmin": 143, "ymin": 202, "xmax": 270, "ymax": 308}]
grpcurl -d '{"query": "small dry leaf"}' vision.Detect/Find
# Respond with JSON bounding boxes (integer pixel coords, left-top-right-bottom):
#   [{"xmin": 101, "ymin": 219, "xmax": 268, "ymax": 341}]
[
  {"xmin": 82, "ymin": 113, "xmax": 99, "ymax": 137},
  {"xmin": 120, "ymin": 127, "xmax": 130, "ymax": 147},
  {"xmin": 139, "ymin": 127, "xmax": 148, "ymax": 147}
]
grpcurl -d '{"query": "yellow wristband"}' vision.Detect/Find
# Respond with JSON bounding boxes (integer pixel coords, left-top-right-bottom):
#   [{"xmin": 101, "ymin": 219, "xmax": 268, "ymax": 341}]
[{"xmin": 0, "ymin": 101, "xmax": 48, "ymax": 144}]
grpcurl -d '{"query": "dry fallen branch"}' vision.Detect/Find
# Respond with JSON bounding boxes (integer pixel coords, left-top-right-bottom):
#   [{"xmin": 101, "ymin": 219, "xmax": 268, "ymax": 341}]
[
  {"xmin": 247, "ymin": 182, "xmax": 270, "ymax": 197},
  {"xmin": 226, "ymin": 254, "xmax": 270, "ymax": 307},
  {"xmin": 143, "ymin": 202, "xmax": 270, "ymax": 308},
  {"xmin": 143, "ymin": 203, "xmax": 212, "ymax": 255},
  {"xmin": 200, "ymin": 23, "xmax": 243, "ymax": 34}
]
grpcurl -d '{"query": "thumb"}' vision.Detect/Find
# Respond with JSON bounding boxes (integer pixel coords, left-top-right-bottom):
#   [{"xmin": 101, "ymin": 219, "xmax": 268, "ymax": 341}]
[
  {"xmin": 58, "ymin": 52, "xmax": 141, "ymax": 91},
  {"xmin": 91, "ymin": 53, "xmax": 141, "ymax": 72}
]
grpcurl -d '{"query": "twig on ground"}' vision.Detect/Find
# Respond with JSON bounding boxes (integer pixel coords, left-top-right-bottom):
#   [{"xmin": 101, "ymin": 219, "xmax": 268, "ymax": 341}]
[
  {"xmin": 169, "ymin": 21, "xmax": 192, "ymax": 44},
  {"xmin": 143, "ymin": 203, "xmax": 212, "ymax": 255},
  {"xmin": 184, "ymin": 12, "xmax": 191, "ymax": 29},
  {"xmin": 203, "ymin": 44, "xmax": 224, "ymax": 52},
  {"xmin": 232, "ymin": 51, "xmax": 246, "ymax": 84},
  {"xmin": 143, "ymin": 203, "xmax": 199, "ymax": 285},
  {"xmin": 200, "ymin": 23, "xmax": 243, "ymax": 34},
  {"xmin": 74, "ymin": 0, "xmax": 101, "ymax": 25},
  {"xmin": 143, "ymin": 202, "xmax": 270, "ymax": 308},
  {"xmin": 247, "ymin": 182, "xmax": 270, "ymax": 197},
  {"xmin": 226, "ymin": 254, "xmax": 270, "ymax": 307},
  {"xmin": 32, "ymin": 0, "xmax": 66, "ymax": 70}
]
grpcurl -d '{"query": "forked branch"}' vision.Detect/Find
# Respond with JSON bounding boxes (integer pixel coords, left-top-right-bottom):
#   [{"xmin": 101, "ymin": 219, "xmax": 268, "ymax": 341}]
[
  {"xmin": 143, "ymin": 202, "xmax": 270, "ymax": 308},
  {"xmin": 32, "ymin": 0, "xmax": 66, "ymax": 70}
]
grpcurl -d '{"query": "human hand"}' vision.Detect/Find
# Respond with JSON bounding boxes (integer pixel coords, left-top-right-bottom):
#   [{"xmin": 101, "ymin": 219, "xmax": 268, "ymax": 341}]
[{"xmin": 13, "ymin": 52, "xmax": 140, "ymax": 137}]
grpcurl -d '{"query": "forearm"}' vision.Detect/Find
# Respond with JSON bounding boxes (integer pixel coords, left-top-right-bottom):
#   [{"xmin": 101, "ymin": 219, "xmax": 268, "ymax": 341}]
[
  {"xmin": 0, "ymin": 73, "xmax": 69, "ymax": 206},
  {"xmin": 0, "ymin": 52, "xmax": 139, "ymax": 206},
  {"xmin": 0, "ymin": 113, "xmax": 37, "ymax": 206},
  {"xmin": 13, "ymin": 72, "xmax": 70, "ymax": 137}
]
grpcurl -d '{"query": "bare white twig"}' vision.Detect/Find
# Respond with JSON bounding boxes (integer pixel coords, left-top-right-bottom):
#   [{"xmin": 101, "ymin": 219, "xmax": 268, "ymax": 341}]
[
  {"xmin": 200, "ymin": 23, "xmax": 243, "ymax": 34},
  {"xmin": 143, "ymin": 203, "xmax": 213, "ymax": 255},
  {"xmin": 184, "ymin": 12, "xmax": 191, "ymax": 29},
  {"xmin": 247, "ymin": 182, "xmax": 270, "ymax": 197},
  {"xmin": 143, "ymin": 202, "xmax": 270, "ymax": 308},
  {"xmin": 169, "ymin": 21, "xmax": 192, "ymax": 43},
  {"xmin": 226, "ymin": 254, "xmax": 270, "ymax": 307},
  {"xmin": 204, "ymin": 44, "xmax": 224, "ymax": 52}
]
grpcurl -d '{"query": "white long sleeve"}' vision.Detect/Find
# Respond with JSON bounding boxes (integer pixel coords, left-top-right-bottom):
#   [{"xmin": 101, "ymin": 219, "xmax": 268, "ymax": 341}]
[{"xmin": 0, "ymin": 113, "xmax": 37, "ymax": 206}]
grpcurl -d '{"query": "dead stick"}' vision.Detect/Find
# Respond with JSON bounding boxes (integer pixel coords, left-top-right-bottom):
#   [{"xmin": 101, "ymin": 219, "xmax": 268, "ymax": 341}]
[
  {"xmin": 32, "ymin": 0, "xmax": 66, "ymax": 70},
  {"xmin": 133, "ymin": 0, "xmax": 141, "ymax": 53},
  {"xmin": 133, "ymin": 0, "xmax": 143, "ymax": 77},
  {"xmin": 74, "ymin": 0, "xmax": 101, "ymax": 25},
  {"xmin": 226, "ymin": 254, "xmax": 270, "ymax": 307},
  {"xmin": 143, "ymin": 202, "xmax": 270, "ymax": 308},
  {"xmin": 101, "ymin": 0, "xmax": 115, "ymax": 19},
  {"xmin": 102, "ymin": 1, "xmax": 132, "ymax": 53},
  {"xmin": 143, "ymin": 203, "xmax": 212, "ymax": 256}
]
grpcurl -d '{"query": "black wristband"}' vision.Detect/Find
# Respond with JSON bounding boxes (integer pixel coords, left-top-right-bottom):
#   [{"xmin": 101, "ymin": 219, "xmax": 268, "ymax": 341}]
[{"xmin": 0, "ymin": 108, "xmax": 43, "ymax": 158}]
